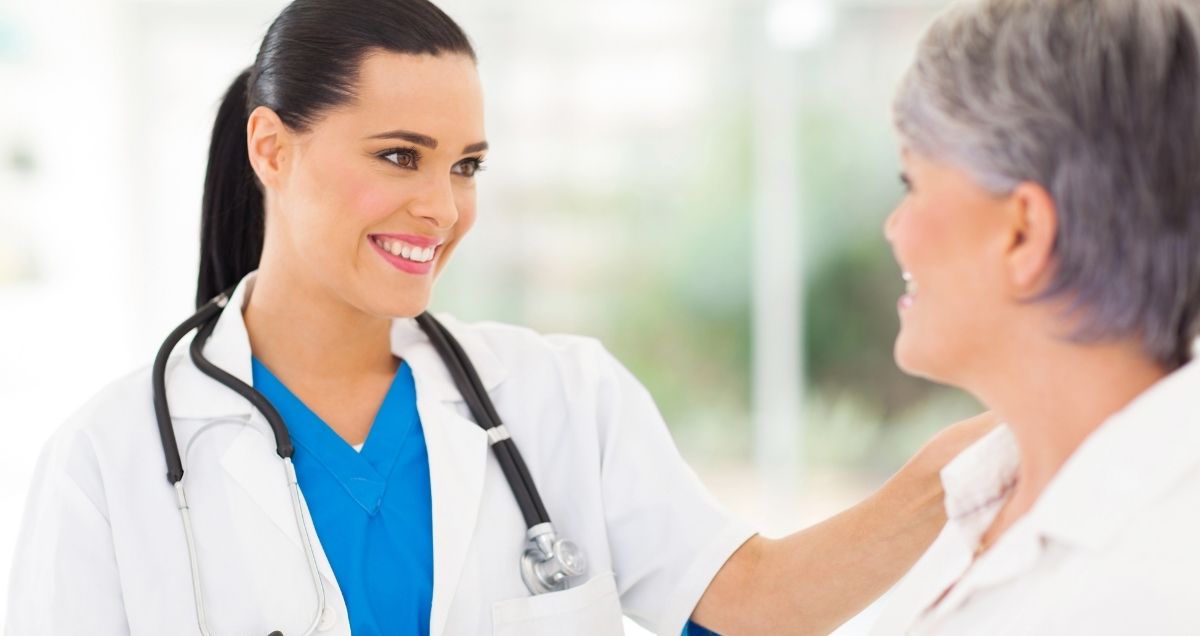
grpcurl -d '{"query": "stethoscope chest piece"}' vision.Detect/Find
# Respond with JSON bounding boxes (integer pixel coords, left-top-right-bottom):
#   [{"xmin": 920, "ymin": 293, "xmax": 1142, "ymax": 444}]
[{"xmin": 520, "ymin": 522, "xmax": 588, "ymax": 595}]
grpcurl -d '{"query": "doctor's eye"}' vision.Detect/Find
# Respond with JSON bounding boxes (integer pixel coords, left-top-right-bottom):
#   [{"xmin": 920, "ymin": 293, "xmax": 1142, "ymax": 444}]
[
  {"xmin": 453, "ymin": 157, "xmax": 486, "ymax": 178},
  {"xmin": 899, "ymin": 172, "xmax": 913, "ymax": 193},
  {"xmin": 378, "ymin": 147, "xmax": 422, "ymax": 170}
]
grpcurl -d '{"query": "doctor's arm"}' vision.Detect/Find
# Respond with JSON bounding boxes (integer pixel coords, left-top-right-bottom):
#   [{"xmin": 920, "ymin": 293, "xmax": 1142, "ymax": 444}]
[{"xmin": 689, "ymin": 411, "xmax": 998, "ymax": 635}]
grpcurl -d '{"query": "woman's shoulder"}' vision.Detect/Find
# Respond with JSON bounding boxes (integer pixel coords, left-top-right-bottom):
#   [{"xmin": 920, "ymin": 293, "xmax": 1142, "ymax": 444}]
[
  {"xmin": 26, "ymin": 362, "xmax": 166, "ymax": 500},
  {"xmin": 62, "ymin": 364, "xmax": 156, "ymax": 429}
]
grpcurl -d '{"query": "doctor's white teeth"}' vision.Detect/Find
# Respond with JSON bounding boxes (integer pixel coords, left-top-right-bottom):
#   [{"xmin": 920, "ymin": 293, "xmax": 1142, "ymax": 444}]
[
  {"xmin": 373, "ymin": 237, "xmax": 437, "ymax": 263},
  {"xmin": 902, "ymin": 272, "xmax": 919, "ymax": 296}
]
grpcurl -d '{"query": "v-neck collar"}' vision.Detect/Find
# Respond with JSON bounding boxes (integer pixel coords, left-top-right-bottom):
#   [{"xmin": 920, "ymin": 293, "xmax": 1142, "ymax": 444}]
[{"xmin": 250, "ymin": 357, "xmax": 419, "ymax": 515}]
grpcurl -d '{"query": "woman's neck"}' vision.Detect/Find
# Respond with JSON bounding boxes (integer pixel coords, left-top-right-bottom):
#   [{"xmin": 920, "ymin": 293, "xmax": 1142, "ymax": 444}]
[
  {"xmin": 972, "ymin": 338, "xmax": 1167, "ymax": 527},
  {"xmin": 242, "ymin": 263, "xmax": 397, "ymax": 381}
]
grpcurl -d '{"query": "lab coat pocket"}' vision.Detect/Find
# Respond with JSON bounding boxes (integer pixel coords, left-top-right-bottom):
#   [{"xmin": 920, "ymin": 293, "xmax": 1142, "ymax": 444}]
[{"xmin": 491, "ymin": 571, "xmax": 625, "ymax": 636}]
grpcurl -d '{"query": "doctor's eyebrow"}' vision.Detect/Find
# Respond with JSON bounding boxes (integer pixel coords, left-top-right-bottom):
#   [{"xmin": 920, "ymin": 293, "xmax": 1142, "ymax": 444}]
[
  {"xmin": 369, "ymin": 129, "xmax": 438, "ymax": 148},
  {"xmin": 368, "ymin": 129, "xmax": 488, "ymax": 155}
]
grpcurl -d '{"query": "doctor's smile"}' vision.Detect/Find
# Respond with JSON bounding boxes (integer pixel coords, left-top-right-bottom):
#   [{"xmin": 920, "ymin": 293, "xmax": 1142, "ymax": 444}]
[{"xmin": 369, "ymin": 234, "xmax": 445, "ymax": 276}]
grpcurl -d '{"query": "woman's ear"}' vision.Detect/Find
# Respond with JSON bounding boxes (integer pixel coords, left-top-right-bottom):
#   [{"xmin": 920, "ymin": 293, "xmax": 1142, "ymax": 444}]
[
  {"xmin": 246, "ymin": 105, "xmax": 291, "ymax": 191},
  {"xmin": 1003, "ymin": 181, "xmax": 1058, "ymax": 295}
]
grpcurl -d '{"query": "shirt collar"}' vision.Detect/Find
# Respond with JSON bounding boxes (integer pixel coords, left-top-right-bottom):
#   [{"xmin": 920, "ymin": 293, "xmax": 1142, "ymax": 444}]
[
  {"xmin": 1028, "ymin": 359, "xmax": 1200, "ymax": 550},
  {"xmin": 940, "ymin": 425, "xmax": 1020, "ymax": 541},
  {"xmin": 937, "ymin": 359, "xmax": 1200, "ymax": 553},
  {"xmin": 165, "ymin": 270, "xmax": 508, "ymax": 419}
]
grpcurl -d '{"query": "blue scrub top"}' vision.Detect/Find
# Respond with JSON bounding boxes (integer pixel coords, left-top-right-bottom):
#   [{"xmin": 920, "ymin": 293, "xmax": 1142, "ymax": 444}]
[
  {"xmin": 252, "ymin": 357, "xmax": 434, "ymax": 635},
  {"xmin": 252, "ymin": 355, "xmax": 720, "ymax": 636}
]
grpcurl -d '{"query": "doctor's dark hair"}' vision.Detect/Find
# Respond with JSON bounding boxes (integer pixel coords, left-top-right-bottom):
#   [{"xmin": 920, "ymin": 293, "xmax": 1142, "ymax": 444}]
[{"xmin": 196, "ymin": 0, "xmax": 475, "ymax": 307}]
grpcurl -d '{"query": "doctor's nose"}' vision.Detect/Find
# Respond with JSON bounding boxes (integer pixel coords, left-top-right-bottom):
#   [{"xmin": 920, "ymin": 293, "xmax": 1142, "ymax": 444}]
[{"xmin": 408, "ymin": 176, "xmax": 460, "ymax": 230}]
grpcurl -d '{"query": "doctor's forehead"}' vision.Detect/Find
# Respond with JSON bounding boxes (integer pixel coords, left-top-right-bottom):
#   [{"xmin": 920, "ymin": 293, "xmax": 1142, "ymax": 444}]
[{"xmin": 335, "ymin": 51, "xmax": 485, "ymax": 144}]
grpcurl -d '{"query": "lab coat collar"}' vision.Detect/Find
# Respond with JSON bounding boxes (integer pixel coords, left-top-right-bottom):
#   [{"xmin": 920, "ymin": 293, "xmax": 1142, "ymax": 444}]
[
  {"xmin": 165, "ymin": 270, "xmax": 509, "ymax": 419},
  {"xmin": 162, "ymin": 271, "xmax": 259, "ymax": 420},
  {"xmin": 1028, "ymin": 359, "xmax": 1200, "ymax": 551},
  {"xmin": 388, "ymin": 310, "xmax": 509, "ymax": 403}
]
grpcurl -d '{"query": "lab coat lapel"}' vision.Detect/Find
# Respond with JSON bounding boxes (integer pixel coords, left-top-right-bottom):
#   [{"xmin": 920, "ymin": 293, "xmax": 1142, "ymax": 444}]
[
  {"xmin": 392, "ymin": 316, "xmax": 505, "ymax": 636},
  {"xmin": 218, "ymin": 412, "xmax": 341, "ymax": 592},
  {"xmin": 420, "ymin": 396, "xmax": 490, "ymax": 636}
]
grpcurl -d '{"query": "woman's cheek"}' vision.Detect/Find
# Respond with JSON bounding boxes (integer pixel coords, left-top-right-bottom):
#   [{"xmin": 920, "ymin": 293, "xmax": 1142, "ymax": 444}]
[
  {"xmin": 456, "ymin": 199, "xmax": 478, "ymax": 233},
  {"xmin": 344, "ymin": 175, "xmax": 400, "ymax": 224}
]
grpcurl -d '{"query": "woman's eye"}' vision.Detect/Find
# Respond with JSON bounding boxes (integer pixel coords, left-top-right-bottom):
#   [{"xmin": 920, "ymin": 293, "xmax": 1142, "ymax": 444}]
[
  {"xmin": 454, "ymin": 157, "xmax": 486, "ymax": 178},
  {"xmin": 381, "ymin": 148, "xmax": 420, "ymax": 170},
  {"xmin": 899, "ymin": 172, "xmax": 913, "ymax": 193}
]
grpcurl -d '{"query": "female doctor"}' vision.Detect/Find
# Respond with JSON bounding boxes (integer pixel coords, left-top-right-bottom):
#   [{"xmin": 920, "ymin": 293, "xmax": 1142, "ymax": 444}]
[{"xmin": 5, "ymin": 1, "xmax": 994, "ymax": 634}]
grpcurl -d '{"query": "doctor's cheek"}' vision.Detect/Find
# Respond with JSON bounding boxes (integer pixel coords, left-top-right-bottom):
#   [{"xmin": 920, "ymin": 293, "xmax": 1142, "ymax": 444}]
[{"xmin": 345, "ymin": 176, "xmax": 410, "ymax": 226}]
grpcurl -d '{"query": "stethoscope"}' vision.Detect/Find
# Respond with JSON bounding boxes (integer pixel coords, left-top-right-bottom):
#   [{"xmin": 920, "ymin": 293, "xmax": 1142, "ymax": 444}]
[{"xmin": 151, "ymin": 289, "xmax": 588, "ymax": 636}]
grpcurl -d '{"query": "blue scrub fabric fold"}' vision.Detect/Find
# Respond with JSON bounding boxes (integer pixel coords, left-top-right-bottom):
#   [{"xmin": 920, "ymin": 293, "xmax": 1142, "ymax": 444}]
[{"xmin": 252, "ymin": 357, "xmax": 433, "ymax": 636}]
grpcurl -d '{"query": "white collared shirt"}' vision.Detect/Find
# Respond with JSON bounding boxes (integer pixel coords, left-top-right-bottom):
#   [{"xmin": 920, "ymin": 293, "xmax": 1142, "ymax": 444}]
[{"xmin": 871, "ymin": 360, "xmax": 1200, "ymax": 635}]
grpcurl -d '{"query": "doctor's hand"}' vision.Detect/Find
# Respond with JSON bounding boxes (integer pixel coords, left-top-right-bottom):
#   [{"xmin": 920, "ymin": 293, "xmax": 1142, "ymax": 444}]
[{"xmin": 690, "ymin": 410, "xmax": 1000, "ymax": 636}]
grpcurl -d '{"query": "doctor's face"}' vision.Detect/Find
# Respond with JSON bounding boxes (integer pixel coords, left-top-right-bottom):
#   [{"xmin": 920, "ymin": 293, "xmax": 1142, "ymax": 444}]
[
  {"xmin": 263, "ymin": 51, "xmax": 486, "ymax": 318},
  {"xmin": 883, "ymin": 151, "xmax": 1014, "ymax": 388}
]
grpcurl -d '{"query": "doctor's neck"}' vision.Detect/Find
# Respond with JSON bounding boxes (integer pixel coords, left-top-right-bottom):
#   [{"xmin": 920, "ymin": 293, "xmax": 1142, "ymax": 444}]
[{"xmin": 243, "ymin": 255, "xmax": 400, "ymax": 382}]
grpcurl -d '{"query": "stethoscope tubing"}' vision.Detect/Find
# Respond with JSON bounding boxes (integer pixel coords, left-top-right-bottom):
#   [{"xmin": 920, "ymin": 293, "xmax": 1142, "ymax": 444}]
[
  {"xmin": 152, "ymin": 292, "xmax": 226, "ymax": 484},
  {"xmin": 414, "ymin": 313, "xmax": 552, "ymax": 528},
  {"xmin": 188, "ymin": 311, "xmax": 295, "ymax": 459}
]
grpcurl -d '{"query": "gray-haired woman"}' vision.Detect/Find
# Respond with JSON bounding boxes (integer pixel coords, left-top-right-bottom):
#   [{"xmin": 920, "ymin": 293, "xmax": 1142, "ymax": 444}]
[{"xmin": 871, "ymin": 0, "xmax": 1200, "ymax": 633}]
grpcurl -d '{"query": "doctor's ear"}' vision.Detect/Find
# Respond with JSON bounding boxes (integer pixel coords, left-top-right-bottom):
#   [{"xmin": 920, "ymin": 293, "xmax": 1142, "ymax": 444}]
[
  {"xmin": 246, "ymin": 105, "xmax": 293, "ymax": 191},
  {"xmin": 1002, "ymin": 181, "xmax": 1058, "ymax": 296}
]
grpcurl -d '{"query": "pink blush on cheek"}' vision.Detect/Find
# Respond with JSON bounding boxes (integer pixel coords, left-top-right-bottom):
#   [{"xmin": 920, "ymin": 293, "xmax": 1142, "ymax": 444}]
[
  {"xmin": 346, "ymin": 180, "xmax": 400, "ymax": 223},
  {"xmin": 308, "ymin": 149, "xmax": 394, "ymax": 222}
]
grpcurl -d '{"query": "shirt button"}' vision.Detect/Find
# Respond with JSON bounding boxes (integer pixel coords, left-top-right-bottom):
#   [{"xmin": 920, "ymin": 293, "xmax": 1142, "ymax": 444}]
[{"xmin": 318, "ymin": 605, "xmax": 338, "ymax": 631}]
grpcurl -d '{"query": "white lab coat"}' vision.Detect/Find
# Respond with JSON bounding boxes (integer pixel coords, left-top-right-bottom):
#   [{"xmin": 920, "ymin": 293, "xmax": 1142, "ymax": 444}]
[{"xmin": 6, "ymin": 272, "xmax": 755, "ymax": 636}]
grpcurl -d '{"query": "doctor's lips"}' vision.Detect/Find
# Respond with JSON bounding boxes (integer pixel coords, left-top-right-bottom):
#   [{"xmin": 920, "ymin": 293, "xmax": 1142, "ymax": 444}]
[
  {"xmin": 899, "ymin": 271, "xmax": 919, "ymax": 311},
  {"xmin": 369, "ymin": 233, "xmax": 445, "ymax": 275}
]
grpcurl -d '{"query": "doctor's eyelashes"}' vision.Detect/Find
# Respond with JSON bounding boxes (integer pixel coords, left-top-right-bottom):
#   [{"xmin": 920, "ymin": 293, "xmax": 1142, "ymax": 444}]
[
  {"xmin": 453, "ymin": 156, "xmax": 486, "ymax": 178},
  {"xmin": 374, "ymin": 146, "xmax": 487, "ymax": 178},
  {"xmin": 378, "ymin": 146, "xmax": 423, "ymax": 170}
]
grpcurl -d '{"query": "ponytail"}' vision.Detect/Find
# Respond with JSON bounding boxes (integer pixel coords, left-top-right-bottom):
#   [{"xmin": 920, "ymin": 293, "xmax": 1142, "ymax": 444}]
[{"xmin": 196, "ymin": 68, "xmax": 264, "ymax": 308}]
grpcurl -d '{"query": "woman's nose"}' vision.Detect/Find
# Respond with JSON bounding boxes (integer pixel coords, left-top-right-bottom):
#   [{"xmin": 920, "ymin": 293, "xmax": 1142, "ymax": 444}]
[
  {"xmin": 410, "ymin": 177, "xmax": 459, "ymax": 229},
  {"xmin": 883, "ymin": 209, "xmax": 899, "ymax": 242}
]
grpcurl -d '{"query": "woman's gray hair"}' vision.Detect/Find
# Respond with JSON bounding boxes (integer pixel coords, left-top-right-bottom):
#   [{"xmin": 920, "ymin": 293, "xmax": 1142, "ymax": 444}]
[{"xmin": 894, "ymin": 0, "xmax": 1200, "ymax": 369}]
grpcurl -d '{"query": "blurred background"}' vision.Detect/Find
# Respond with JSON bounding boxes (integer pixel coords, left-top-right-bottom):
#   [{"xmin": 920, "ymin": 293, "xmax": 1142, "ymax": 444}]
[{"xmin": 0, "ymin": 0, "xmax": 981, "ymax": 631}]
